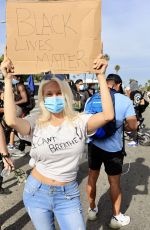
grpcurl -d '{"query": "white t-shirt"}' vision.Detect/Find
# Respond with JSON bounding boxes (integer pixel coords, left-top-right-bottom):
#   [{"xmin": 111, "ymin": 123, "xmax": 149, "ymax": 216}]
[{"xmin": 21, "ymin": 113, "xmax": 91, "ymax": 182}]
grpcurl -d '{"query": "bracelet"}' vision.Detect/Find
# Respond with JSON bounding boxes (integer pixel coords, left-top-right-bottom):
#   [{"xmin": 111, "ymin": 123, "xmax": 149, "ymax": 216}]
[{"xmin": 0, "ymin": 153, "xmax": 11, "ymax": 158}]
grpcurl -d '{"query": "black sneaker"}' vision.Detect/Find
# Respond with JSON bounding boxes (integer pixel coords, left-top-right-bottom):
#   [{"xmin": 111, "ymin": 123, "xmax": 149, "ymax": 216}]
[{"xmin": 0, "ymin": 187, "xmax": 12, "ymax": 195}]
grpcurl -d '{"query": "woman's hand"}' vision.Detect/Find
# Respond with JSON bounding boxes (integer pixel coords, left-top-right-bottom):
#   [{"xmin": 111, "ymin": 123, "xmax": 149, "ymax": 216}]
[
  {"xmin": 2, "ymin": 155, "xmax": 15, "ymax": 172},
  {"xmin": 0, "ymin": 58, "xmax": 14, "ymax": 79},
  {"xmin": 93, "ymin": 54, "xmax": 108, "ymax": 74}
]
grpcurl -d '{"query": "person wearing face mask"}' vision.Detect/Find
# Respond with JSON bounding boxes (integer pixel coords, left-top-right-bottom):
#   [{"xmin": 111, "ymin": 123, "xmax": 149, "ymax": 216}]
[
  {"xmin": 86, "ymin": 74, "xmax": 137, "ymax": 229},
  {"xmin": 12, "ymin": 75, "xmax": 28, "ymax": 111},
  {"xmin": 1, "ymin": 54, "xmax": 114, "ymax": 230},
  {"xmin": 7, "ymin": 75, "xmax": 28, "ymax": 152},
  {"xmin": 75, "ymin": 79, "xmax": 89, "ymax": 112}
]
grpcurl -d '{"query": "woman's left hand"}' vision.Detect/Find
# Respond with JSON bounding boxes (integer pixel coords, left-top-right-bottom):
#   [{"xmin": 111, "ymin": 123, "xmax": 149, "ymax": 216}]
[{"xmin": 93, "ymin": 54, "xmax": 108, "ymax": 74}]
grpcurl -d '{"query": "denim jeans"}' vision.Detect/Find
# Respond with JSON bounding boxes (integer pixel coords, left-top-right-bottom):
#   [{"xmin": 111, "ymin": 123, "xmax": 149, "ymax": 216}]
[{"xmin": 23, "ymin": 175, "xmax": 85, "ymax": 230}]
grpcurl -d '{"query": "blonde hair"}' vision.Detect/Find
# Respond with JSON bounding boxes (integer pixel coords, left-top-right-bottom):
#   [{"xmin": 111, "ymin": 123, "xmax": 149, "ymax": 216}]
[{"xmin": 37, "ymin": 77, "xmax": 78, "ymax": 126}]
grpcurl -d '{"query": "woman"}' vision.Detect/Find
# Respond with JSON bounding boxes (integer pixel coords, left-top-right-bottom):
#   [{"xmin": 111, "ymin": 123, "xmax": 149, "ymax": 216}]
[{"xmin": 1, "ymin": 54, "xmax": 114, "ymax": 230}]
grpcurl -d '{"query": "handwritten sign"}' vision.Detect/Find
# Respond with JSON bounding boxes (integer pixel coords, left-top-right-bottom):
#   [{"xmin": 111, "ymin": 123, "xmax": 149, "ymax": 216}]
[{"xmin": 6, "ymin": 0, "xmax": 101, "ymax": 74}]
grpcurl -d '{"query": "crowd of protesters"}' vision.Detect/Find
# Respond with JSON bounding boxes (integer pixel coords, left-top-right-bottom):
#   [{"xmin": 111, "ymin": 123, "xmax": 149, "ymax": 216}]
[{"xmin": 0, "ymin": 55, "xmax": 149, "ymax": 229}]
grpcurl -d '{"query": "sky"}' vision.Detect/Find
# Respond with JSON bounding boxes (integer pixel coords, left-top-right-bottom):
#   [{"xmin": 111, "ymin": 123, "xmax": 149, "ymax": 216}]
[{"xmin": 0, "ymin": 0, "xmax": 150, "ymax": 86}]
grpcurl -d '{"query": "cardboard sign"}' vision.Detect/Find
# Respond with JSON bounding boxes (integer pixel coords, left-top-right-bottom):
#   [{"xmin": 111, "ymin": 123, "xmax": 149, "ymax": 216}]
[{"xmin": 6, "ymin": 0, "xmax": 101, "ymax": 74}]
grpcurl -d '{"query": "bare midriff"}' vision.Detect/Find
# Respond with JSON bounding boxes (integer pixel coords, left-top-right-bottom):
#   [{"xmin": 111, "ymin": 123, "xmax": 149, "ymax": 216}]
[{"xmin": 31, "ymin": 168, "xmax": 69, "ymax": 186}]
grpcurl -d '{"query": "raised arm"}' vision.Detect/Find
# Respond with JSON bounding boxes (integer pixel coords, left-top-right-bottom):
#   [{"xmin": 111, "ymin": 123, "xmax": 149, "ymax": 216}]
[
  {"xmin": 87, "ymin": 55, "xmax": 114, "ymax": 134},
  {"xmin": 0, "ymin": 58, "xmax": 31, "ymax": 135}
]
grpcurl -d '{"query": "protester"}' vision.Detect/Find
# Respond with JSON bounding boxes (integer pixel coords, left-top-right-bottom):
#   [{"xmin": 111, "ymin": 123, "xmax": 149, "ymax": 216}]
[
  {"xmin": 127, "ymin": 89, "xmax": 149, "ymax": 147},
  {"xmin": 75, "ymin": 79, "xmax": 89, "ymax": 111},
  {"xmin": 7, "ymin": 75, "xmax": 28, "ymax": 151},
  {"xmin": 86, "ymin": 74, "xmax": 137, "ymax": 229},
  {"xmin": 67, "ymin": 79, "xmax": 82, "ymax": 111},
  {"xmin": 1, "ymin": 54, "xmax": 114, "ymax": 230},
  {"xmin": 0, "ymin": 123, "xmax": 14, "ymax": 194},
  {"xmin": 0, "ymin": 87, "xmax": 13, "ymax": 144},
  {"xmin": 8, "ymin": 74, "xmax": 35, "ymax": 155},
  {"xmin": 87, "ymin": 85, "xmax": 95, "ymax": 97},
  {"xmin": 13, "ymin": 75, "xmax": 35, "ymax": 153}
]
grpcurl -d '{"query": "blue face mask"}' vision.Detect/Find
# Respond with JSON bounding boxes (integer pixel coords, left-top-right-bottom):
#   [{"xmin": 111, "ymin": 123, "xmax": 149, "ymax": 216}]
[
  {"xmin": 44, "ymin": 96, "xmax": 65, "ymax": 113},
  {"xmin": 79, "ymin": 85, "xmax": 84, "ymax": 91},
  {"xmin": 12, "ymin": 79, "xmax": 19, "ymax": 85}
]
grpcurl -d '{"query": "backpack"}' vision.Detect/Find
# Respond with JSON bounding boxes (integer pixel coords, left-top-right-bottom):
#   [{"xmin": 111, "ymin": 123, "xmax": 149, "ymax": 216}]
[{"xmin": 84, "ymin": 89, "xmax": 117, "ymax": 139}]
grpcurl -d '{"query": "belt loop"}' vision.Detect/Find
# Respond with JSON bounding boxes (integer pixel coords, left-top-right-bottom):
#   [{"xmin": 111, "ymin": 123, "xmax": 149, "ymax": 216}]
[
  {"xmin": 39, "ymin": 182, "xmax": 42, "ymax": 189},
  {"xmin": 62, "ymin": 185, "xmax": 65, "ymax": 192}
]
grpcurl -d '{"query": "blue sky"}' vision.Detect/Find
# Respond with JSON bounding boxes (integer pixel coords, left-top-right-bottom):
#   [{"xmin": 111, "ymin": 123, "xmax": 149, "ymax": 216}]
[{"xmin": 0, "ymin": 0, "xmax": 150, "ymax": 85}]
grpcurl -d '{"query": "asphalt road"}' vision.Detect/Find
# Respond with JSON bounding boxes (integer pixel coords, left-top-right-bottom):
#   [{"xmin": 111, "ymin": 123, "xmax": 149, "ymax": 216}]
[{"xmin": 0, "ymin": 107, "xmax": 150, "ymax": 230}]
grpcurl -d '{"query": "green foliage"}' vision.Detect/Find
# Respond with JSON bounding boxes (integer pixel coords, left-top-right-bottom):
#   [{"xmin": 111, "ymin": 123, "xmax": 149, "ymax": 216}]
[
  {"xmin": 22, "ymin": 74, "xmax": 43, "ymax": 82},
  {"xmin": 147, "ymin": 86, "xmax": 150, "ymax": 91},
  {"xmin": 103, "ymin": 54, "xmax": 110, "ymax": 61},
  {"xmin": 0, "ymin": 54, "xmax": 4, "ymax": 64},
  {"xmin": 114, "ymin": 65, "xmax": 120, "ymax": 73},
  {"xmin": 34, "ymin": 74, "xmax": 43, "ymax": 82}
]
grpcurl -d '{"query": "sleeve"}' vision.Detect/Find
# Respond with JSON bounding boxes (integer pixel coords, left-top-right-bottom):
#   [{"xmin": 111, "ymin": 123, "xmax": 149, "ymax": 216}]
[
  {"xmin": 79, "ymin": 113, "xmax": 93, "ymax": 138},
  {"xmin": 18, "ymin": 113, "xmax": 39, "ymax": 142},
  {"xmin": 125, "ymin": 99, "xmax": 136, "ymax": 118}
]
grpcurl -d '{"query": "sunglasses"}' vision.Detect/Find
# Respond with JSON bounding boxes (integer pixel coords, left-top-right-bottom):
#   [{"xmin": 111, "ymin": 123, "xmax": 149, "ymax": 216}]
[{"xmin": 44, "ymin": 74, "xmax": 66, "ymax": 81}]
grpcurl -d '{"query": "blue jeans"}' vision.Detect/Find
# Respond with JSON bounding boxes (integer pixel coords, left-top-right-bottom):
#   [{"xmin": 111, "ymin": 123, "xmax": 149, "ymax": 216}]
[{"xmin": 23, "ymin": 175, "xmax": 85, "ymax": 230}]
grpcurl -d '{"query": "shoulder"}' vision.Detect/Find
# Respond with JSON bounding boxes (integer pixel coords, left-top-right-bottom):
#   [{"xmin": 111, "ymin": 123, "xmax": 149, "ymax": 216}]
[
  {"xmin": 17, "ymin": 83, "xmax": 26, "ymax": 91},
  {"xmin": 24, "ymin": 112, "xmax": 39, "ymax": 125},
  {"xmin": 74, "ymin": 113, "xmax": 92, "ymax": 124},
  {"xmin": 73, "ymin": 112, "xmax": 92, "ymax": 122},
  {"xmin": 79, "ymin": 112, "xmax": 92, "ymax": 118},
  {"xmin": 114, "ymin": 94, "xmax": 134, "ymax": 112},
  {"xmin": 115, "ymin": 93, "xmax": 133, "ymax": 104}
]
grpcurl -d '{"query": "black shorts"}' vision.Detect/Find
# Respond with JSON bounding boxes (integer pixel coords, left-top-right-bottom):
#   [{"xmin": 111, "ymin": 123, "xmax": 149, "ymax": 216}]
[{"xmin": 88, "ymin": 143, "xmax": 124, "ymax": 176}]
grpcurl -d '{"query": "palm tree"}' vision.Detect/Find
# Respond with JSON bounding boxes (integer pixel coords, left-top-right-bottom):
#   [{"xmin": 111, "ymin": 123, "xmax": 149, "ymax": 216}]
[
  {"xmin": 114, "ymin": 65, "xmax": 120, "ymax": 74},
  {"xmin": 103, "ymin": 54, "xmax": 110, "ymax": 61},
  {"xmin": 0, "ymin": 54, "xmax": 4, "ymax": 64}
]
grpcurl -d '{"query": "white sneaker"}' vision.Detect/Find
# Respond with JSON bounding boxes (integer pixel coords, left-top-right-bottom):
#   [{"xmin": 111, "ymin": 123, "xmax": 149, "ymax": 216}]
[
  {"xmin": 7, "ymin": 144, "xmax": 17, "ymax": 151},
  {"xmin": 109, "ymin": 213, "xmax": 130, "ymax": 229},
  {"xmin": 11, "ymin": 151, "xmax": 27, "ymax": 157},
  {"xmin": 87, "ymin": 206, "xmax": 98, "ymax": 221},
  {"xmin": 128, "ymin": 140, "xmax": 138, "ymax": 147}
]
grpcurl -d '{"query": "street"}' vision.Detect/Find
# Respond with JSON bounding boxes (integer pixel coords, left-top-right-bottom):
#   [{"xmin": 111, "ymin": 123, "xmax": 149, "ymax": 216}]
[{"xmin": 0, "ymin": 107, "xmax": 150, "ymax": 230}]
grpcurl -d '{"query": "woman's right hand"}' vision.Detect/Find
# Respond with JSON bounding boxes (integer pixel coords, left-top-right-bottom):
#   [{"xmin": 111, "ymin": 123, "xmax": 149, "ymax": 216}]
[
  {"xmin": 2, "ymin": 155, "xmax": 15, "ymax": 172},
  {"xmin": 0, "ymin": 58, "xmax": 14, "ymax": 79}
]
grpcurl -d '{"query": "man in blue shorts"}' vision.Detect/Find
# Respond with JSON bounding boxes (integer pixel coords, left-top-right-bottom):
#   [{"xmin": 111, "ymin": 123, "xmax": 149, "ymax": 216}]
[{"xmin": 86, "ymin": 74, "xmax": 137, "ymax": 228}]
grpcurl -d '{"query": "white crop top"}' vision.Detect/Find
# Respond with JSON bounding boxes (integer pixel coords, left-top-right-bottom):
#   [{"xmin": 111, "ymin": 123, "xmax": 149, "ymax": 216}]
[{"xmin": 21, "ymin": 113, "xmax": 91, "ymax": 182}]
